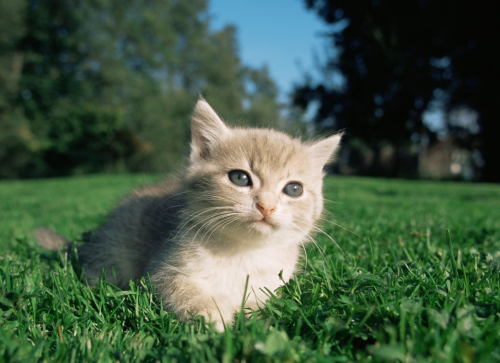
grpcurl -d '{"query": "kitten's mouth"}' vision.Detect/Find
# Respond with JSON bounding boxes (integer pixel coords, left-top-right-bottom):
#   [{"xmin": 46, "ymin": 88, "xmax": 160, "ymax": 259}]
[
  {"xmin": 251, "ymin": 218, "xmax": 276, "ymax": 229},
  {"xmin": 255, "ymin": 218, "xmax": 270, "ymax": 224}
]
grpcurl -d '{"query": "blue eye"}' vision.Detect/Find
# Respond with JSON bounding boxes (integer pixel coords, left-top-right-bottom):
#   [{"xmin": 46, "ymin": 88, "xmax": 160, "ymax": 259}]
[
  {"xmin": 229, "ymin": 171, "xmax": 252, "ymax": 187},
  {"xmin": 283, "ymin": 183, "xmax": 303, "ymax": 197}
]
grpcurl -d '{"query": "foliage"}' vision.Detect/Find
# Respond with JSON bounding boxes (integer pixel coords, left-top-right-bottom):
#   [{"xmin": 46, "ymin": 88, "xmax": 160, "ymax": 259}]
[
  {"xmin": 1, "ymin": 174, "xmax": 499, "ymax": 361},
  {"xmin": 0, "ymin": 0, "xmax": 282, "ymax": 178},
  {"xmin": 294, "ymin": 0, "xmax": 500, "ymax": 181}
]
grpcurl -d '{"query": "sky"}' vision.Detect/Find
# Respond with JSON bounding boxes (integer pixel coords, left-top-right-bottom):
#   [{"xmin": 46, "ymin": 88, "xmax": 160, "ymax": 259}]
[
  {"xmin": 208, "ymin": 1, "xmax": 450, "ymax": 131},
  {"xmin": 209, "ymin": 0, "xmax": 330, "ymax": 102}
]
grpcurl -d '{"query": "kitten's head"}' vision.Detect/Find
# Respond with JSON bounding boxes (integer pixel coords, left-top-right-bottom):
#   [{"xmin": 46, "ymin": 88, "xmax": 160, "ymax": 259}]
[{"xmin": 184, "ymin": 98, "xmax": 341, "ymax": 249}]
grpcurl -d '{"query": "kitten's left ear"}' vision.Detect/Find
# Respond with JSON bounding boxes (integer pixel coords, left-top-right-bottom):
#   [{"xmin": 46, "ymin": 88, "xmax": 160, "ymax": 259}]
[
  {"xmin": 190, "ymin": 97, "xmax": 230, "ymax": 162},
  {"xmin": 308, "ymin": 133, "xmax": 343, "ymax": 169}
]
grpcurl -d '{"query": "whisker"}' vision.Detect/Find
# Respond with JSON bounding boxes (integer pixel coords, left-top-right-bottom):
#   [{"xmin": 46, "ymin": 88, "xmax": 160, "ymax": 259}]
[
  {"xmin": 206, "ymin": 216, "xmax": 243, "ymax": 246},
  {"xmin": 190, "ymin": 212, "xmax": 240, "ymax": 243},
  {"xmin": 300, "ymin": 241, "xmax": 308, "ymax": 269},
  {"xmin": 155, "ymin": 190, "xmax": 189, "ymax": 210},
  {"xmin": 174, "ymin": 206, "xmax": 235, "ymax": 236},
  {"xmin": 172, "ymin": 210, "xmax": 235, "ymax": 244},
  {"xmin": 323, "ymin": 198, "xmax": 341, "ymax": 205},
  {"xmin": 317, "ymin": 217, "xmax": 359, "ymax": 237},
  {"xmin": 182, "ymin": 213, "xmax": 234, "ymax": 241},
  {"xmin": 311, "ymin": 226, "xmax": 345, "ymax": 256},
  {"xmin": 199, "ymin": 214, "xmax": 242, "ymax": 245},
  {"xmin": 293, "ymin": 224, "xmax": 326, "ymax": 259}
]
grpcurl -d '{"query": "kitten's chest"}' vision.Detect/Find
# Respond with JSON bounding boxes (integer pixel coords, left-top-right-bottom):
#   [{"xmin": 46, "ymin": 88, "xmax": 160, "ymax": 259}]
[{"xmin": 189, "ymin": 244, "xmax": 300, "ymax": 303}]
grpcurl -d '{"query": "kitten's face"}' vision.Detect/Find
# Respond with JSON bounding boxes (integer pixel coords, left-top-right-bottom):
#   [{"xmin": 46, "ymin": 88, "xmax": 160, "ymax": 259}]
[{"xmin": 184, "ymin": 99, "xmax": 341, "ymax": 248}]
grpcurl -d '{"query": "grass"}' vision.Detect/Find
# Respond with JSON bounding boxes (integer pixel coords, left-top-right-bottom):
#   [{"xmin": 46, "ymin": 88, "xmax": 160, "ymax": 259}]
[{"xmin": 1, "ymin": 174, "xmax": 499, "ymax": 362}]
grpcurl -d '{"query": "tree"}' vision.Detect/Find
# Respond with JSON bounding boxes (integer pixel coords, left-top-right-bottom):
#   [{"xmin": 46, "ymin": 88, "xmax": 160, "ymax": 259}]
[
  {"xmin": 0, "ymin": 0, "xmax": 26, "ymax": 109},
  {"xmin": 294, "ymin": 0, "xmax": 500, "ymax": 181},
  {"xmin": 0, "ymin": 0, "xmax": 283, "ymax": 178}
]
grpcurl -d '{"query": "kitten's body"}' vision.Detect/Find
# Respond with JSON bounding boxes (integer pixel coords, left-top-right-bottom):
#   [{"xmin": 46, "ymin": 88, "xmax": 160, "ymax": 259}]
[{"xmin": 37, "ymin": 99, "xmax": 341, "ymax": 331}]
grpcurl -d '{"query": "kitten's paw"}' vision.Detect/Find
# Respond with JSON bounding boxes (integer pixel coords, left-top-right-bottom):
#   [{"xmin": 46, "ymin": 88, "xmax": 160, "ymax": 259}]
[
  {"xmin": 211, "ymin": 319, "xmax": 226, "ymax": 333},
  {"xmin": 198, "ymin": 311, "xmax": 227, "ymax": 332}
]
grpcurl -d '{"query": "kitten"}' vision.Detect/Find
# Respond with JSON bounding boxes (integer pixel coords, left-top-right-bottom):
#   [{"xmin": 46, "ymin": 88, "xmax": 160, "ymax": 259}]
[{"xmin": 36, "ymin": 98, "xmax": 342, "ymax": 331}]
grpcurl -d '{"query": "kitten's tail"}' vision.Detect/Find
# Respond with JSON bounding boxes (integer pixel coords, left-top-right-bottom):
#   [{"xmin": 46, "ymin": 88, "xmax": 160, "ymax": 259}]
[{"xmin": 34, "ymin": 228, "xmax": 70, "ymax": 250}]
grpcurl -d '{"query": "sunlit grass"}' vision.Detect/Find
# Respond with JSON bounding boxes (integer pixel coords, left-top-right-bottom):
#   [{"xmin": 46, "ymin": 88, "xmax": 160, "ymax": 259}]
[{"xmin": 1, "ymin": 175, "xmax": 499, "ymax": 362}]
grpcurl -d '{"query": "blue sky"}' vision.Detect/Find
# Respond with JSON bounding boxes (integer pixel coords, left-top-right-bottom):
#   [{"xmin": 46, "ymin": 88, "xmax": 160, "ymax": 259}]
[{"xmin": 209, "ymin": 0, "xmax": 330, "ymax": 102}]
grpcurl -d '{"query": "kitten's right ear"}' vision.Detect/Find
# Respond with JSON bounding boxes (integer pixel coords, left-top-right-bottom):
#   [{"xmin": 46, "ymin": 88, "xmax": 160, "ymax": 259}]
[
  {"xmin": 308, "ymin": 133, "xmax": 343, "ymax": 169},
  {"xmin": 190, "ymin": 97, "xmax": 230, "ymax": 162}
]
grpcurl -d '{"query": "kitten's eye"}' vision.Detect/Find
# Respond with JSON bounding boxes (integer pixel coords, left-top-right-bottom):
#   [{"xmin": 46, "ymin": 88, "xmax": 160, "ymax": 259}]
[
  {"xmin": 283, "ymin": 183, "xmax": 303, "ymax": 197},
  {"xmin": 229, "ymin": 171, "xmax": 252, "ymax": 187}
]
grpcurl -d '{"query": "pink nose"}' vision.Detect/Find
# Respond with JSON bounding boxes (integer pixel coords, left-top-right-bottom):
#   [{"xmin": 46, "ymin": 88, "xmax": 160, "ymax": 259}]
[{"xmin": 257, "ymin": 202, "xmax": 276, "ymax": 218}]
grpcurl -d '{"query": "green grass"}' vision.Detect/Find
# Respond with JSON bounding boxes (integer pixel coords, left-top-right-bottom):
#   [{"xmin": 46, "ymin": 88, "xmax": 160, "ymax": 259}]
[{"xmin": 1, "ymin": 175, "xmax": 499, "ymax": 362}]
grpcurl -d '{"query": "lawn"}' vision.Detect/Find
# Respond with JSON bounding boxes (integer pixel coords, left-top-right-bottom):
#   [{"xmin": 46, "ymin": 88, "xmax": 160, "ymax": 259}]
[{"xmin": 0, "ymin": 174, "xmax": 499, "ymax": 362}]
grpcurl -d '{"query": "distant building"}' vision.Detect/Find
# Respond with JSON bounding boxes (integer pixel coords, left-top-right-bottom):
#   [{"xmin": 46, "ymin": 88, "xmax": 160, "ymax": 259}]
[{"xmin": 419, "ymin": 138, "xmax": 477, "ymax": 180}]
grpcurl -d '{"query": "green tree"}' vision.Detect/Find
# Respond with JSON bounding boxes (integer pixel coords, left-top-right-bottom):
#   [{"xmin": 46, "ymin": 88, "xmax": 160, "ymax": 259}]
[
  {"xmin": 241, "ymin": 66, "xmax": 281, "ymax": 128},
  {"xmin": 294, "ymin": 0, "xmax": 500, "ymax": 181},
  {"xmin": 0, "ymin": 0, "xmax": 282, "ymax": 178},
  {"xmin": 0, "ymin": 0, "xmax": 26, "ymax": 109}
]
